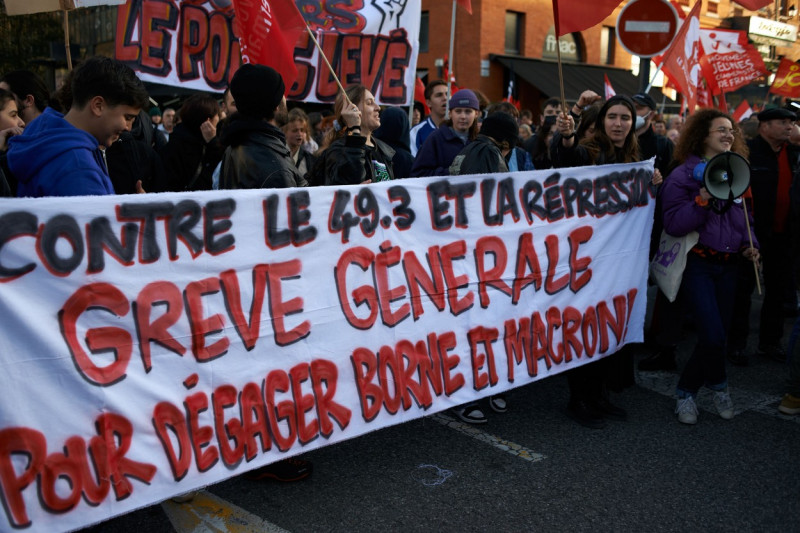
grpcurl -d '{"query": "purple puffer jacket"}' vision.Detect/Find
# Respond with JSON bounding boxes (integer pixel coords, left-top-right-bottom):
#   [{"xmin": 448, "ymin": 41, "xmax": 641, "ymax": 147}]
[{"xmin": 661, "ymin": 154, "xmax": 758, "ymax": 253}]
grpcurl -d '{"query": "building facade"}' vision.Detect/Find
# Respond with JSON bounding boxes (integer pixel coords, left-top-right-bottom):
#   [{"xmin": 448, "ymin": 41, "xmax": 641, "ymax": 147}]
[{"xmin": 417, "ymin": 0, "xmax": 800, "ymax": 115}]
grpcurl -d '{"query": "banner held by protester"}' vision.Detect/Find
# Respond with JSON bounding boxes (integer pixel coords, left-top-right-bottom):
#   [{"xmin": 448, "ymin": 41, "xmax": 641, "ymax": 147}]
[
  {"xmin": 115, "ymin": 0, "xmax": 421, "ymax": 105},
  {"xmin": 0, "ymin": 162, "xmax": 655, "ymax": 532}
]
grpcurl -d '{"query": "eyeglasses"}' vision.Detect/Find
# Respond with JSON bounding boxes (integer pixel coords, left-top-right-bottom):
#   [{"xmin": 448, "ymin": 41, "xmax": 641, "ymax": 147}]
[{"xmin": 710, "ymin": 127, "xmax": 737, "ymax": 136}]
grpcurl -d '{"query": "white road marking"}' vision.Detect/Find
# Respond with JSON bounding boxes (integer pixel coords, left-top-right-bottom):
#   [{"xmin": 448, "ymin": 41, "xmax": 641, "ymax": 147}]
[{"xmin": 432, "ymin": 413, "xmax": 546, "ymax": 462}]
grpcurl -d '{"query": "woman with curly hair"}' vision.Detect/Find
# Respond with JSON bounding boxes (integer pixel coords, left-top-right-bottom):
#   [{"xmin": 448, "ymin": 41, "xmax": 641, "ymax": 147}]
[
  {"xmin": 661, "ymin": 108, "xmax": 758, "ymax": 424},
  {"xmin": 309, "ymin": 85, "xmax": 395, "ymax": 186}
]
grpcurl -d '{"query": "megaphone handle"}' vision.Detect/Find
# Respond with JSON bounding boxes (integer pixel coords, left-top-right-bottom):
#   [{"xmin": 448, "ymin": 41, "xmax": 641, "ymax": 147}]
[{"xmin": 741, "ymin": 199, "xmax": 762, "ymax": 296}]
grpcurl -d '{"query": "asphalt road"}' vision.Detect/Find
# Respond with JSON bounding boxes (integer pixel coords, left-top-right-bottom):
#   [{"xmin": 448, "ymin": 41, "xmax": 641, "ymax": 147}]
[{"xmin": 79, "ymin": 289, "xmax": 800, "ymax": 533}]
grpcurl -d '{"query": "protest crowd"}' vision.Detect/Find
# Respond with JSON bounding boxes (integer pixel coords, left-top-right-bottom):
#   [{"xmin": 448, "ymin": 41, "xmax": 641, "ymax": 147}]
[{"xmin": 2, "ymin": 5, "xmax": 800, "ymax": 525}]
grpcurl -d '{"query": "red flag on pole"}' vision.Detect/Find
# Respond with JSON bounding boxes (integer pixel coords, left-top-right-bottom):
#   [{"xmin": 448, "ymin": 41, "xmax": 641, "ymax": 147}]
[
  {"xmin": 717, "ymin": 92, "xmax": 728, "ymax": 113},
  {"xmin": 604, "ymin": 74, "xmax": 616, "ymax": 100},
  {"xmin": 660, "ymin": 0, "xmax": 702, "ymax": 112},
  {"xmin": 731, "ymin": 0, "xmax": 772, "ymax": 9},
  {"xmin": 415, "ymin": 77, "xmax": 430, "ymax": 114},
  {"xmin": 231, "ymin": 0, "xmax": 307, "ymax": 92},
  {"xmin": 455, "ymin": 0, "xmax": 472, "ymax": 14},
  {"xmin": 733, "ymin": 100, "xmax": 753, "ymax": 122},
  {"xmin": 552, "ymin": 0, "xmax": 622, "ymax": 37},
  {"xmin": 770, "ymin": 58, "xmax": 800, "ymax": 98},
  {"xmin": 698, "ymin": 29, "xmax": 768, "ymax": 95}
]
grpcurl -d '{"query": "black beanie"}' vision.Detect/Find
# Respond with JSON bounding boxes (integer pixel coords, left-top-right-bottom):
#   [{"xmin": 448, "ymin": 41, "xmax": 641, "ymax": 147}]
[
  {"xmin": 480, "ymin": 112, "xmax": 519, "ymax": 146},
  {"xmin": 230, "ymin": 64, "xmax": 285, "ymax": 119}
]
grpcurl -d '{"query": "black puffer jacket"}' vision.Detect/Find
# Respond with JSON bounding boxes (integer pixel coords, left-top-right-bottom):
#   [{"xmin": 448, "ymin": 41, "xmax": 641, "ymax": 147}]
[
  {"xmin": 219, "ymin": 114, "xmax": 305, "ymax": 189},
  {"xmin": 310, "ymin": 134, "xmax": 395, "ymax": 186}
]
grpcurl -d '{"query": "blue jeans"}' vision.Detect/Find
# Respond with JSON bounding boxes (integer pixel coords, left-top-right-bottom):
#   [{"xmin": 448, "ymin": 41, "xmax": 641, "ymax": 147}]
[{"xmin": 676, "ymin": 253, "xmax": 737, "ymax": 397}]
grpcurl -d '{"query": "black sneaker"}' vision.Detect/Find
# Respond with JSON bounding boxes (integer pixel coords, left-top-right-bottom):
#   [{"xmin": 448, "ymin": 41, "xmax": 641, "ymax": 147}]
[
  {"xmin": 727, "ymin": 348, "xmax": 749, "ymax": 367},
  {"xmin": 246, "ymin": 458, "xmax": 313, "ymax": 482},
  {"xmin": 637, "ymin": 349, "xmax": 677, "ymax": 371},
  {"xmin": 566, "ymin": 400, "xmax": 606, "ymax": 429},
  {"xmin": 452, "ymin": 404, "xmax": 488, "ymax": 424},
  {"xmin": 757, "ymin": 344, "xmax": 787, "ymax": 363},
  {"xmin": 488, "ymin": 394, "xmax": 508, "ymax": 413},
  {"xmin": 591, "ymin": 397, "xmax": 628, "ymax": 421}
]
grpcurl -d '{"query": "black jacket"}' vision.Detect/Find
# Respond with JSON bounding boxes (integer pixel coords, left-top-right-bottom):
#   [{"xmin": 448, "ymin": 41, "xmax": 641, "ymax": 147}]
[
  {"xmin": 219, "ymin": 115, "xmax": 305, "ymax": 189},
  {"xmin": 310, "ymin": 134, "xmax": 396, "ymax": 186},
  {"xmin": 449, "ymin": 135, "xmax": 509, "ymax": 175},
  {"xmin": 374, "ymin": 107, "xmax": 413, "ymax": 180},
  {"xmin": 638, "ymin": 127, "xmax": 674, "ymax": 177},
  {"xmin": 747, "ymin": 134, "xmax": 800, "ymax": 242},
  {"xmin": 160, "ymin": 122, "xmax": 224, "ymax": 192}
]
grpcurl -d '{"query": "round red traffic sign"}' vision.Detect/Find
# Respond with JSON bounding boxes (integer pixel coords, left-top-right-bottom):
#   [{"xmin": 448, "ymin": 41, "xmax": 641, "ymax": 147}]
[{"xmin": 616, "ymin": 0, "xmax": 679, "ymax": 58}]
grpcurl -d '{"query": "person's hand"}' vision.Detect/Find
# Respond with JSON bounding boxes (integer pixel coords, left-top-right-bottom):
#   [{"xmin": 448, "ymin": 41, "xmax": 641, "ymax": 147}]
[
  {"xmin": 135, "ymin": 180, "xmax": 146, "ymax": 194},
  {"xmin": 652, "ymin": 168, "xmax": 663, "ymax": 186},
  {"xmin": 698, "ymin": 187, "xmax": 712, "ymax": 202},
  {"xmin": 200, "ymin": 119, "xmax": 217, "ymax": 143},
  {"xmin": 0, "ymin": 126, "xmax": 23, "ymax": 151},
  {"xmin": 341, "ymin": 103, "xmax": 361, "ymax": 129},
  {"xmin": 557, "ymin": 112, "xmax": 576, "ymax": 146},
  {"xmin": 576, "ymin": 90, "xmax": 602, "ymax": 108},
  {"xmin": 743, "ymin": 247, "xmax": 760, "ymax": 264}
]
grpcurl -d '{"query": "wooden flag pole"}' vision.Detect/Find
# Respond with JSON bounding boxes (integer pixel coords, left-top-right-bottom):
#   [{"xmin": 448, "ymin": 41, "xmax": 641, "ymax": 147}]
[
  {"xmin": 742, "ymin": 199, "xmax": 762, "ymax": 295},
  {"xmin": 555, "ymin": 35, "xmax": 568, "ymax": 115},
  {"xmin": 304, "ymin": 24, "xmax": 352, "ymax": 106}
]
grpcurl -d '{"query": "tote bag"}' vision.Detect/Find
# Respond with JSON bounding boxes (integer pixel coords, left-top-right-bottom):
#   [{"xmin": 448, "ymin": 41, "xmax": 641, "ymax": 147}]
[{"xmin": 649, "ymin": 230, "xmax": 700, "ymax": 302}]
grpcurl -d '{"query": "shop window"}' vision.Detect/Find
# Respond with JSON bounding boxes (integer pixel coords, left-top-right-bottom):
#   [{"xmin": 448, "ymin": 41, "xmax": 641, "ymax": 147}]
[
  {"xmin": 420, "ymin": 11, "xmax": 429, "ymax": 53},
  {"xmin": 505, "ymin": 11, "xmax": 524, "ymax": 55}
]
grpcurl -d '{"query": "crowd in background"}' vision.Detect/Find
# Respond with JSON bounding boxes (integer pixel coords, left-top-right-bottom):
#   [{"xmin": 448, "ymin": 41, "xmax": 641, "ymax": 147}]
[{"xmin": 1, "ymin": 58, "xmax": 800, "ymax": 439}]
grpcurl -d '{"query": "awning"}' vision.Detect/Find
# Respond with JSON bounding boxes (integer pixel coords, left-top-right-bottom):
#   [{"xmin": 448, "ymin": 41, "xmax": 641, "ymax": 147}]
[{"xmin": 492, "ymin": 55, "xmax": 679, "ymax": 111}]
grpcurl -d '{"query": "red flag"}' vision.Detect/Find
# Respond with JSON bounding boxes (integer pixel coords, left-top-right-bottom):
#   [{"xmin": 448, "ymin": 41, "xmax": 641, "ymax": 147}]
[
  {"xmin": 231, "ymin": 0, "xmax": 306, "ymax": 93},
  {"xmin": 603, "ymin": 74, "xmax": 616, "ymax": 100},
  {"xmin": 456, "ymin": 0, "xmax": 472, "ymax": 14},
  {"xmin": 697, "ymin": 81, "xmax": 712, "ymax": 108},
  {"xmin": 770, "ymin": 58, "xmax": 800, "ymax": 98},
  {"xmin": 443, "ymin": 55, "xmax": 460, "ymax": 93},
  {"xmin": 717, "ymin": 92, "xmax": 728, "ymax": 113},
  {"xmin": 699, "ymin": 29, "xmax": 768, "ymax": 95},
  {"xmin": 733, "ymin": 100, "xmax": 753, "ymax": 122},
  {"xmin": 552, "ymin": 0, "xmax": 621, "ymax": 37},
  {"xmin": 415, "ymin": 77, "xmax": 430, "ymax": 114},
  {"xmin": 660, "ymin": 0, "xmax": 702, "ymax": 112},
  {"xmin": 732, "ymin": 0, "xmax": 772, "ymax": 9}
]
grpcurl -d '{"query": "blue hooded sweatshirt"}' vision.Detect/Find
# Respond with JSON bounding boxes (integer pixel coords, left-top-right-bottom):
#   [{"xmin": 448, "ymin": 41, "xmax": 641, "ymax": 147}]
[{"xmin": 8, "ymin": 107, "xmax": 114, "ymax": 197}]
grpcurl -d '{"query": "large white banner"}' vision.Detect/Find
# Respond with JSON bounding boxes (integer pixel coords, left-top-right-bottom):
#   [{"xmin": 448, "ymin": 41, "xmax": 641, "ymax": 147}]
[
  {"xmin": 115, "ymin": 0, "xmax": 421, "ymax": 105},
  {"xmin": 0, "ymin": 162, "xmax": 654, "ymax": 532}
]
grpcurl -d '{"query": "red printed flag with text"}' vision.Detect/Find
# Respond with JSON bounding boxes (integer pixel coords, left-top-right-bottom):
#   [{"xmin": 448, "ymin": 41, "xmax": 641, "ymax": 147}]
[
  {"xmin": 456, "ymin": 0, "xmax": 472, "ymax": 14},
  {"xmin": 231, "ymin": 0, "xmax": 307, "ymax": 92},
  {"xmin": 699, "ymin": 28, "xmax": 768, "ymax": 95},
  {"xmin": 770, "ymin": 58, "xmax": 800, "ymax": 98},
  {"xmin": 660, "ymin": 0, "xmax": 702, "ymax": 112},
  {"xmin": 552, "ymin": 0, "xmax": 621, "ymax": 37}
]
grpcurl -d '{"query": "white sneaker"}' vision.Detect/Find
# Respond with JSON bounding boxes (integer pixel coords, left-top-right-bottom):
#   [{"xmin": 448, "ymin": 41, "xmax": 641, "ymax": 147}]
[
  {"xmin": 676, "ymin": 396, "xmax": 698, "ymax": 425},
  {"xmin": 713, "ymin": 390, "xmax": 735, "ymax": 420}
]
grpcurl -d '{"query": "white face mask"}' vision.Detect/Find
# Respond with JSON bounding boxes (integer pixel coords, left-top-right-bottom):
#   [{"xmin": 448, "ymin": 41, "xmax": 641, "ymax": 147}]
[{"xmin": 635, "ymin": 110, "xmax": 652, "ymax": 130}]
